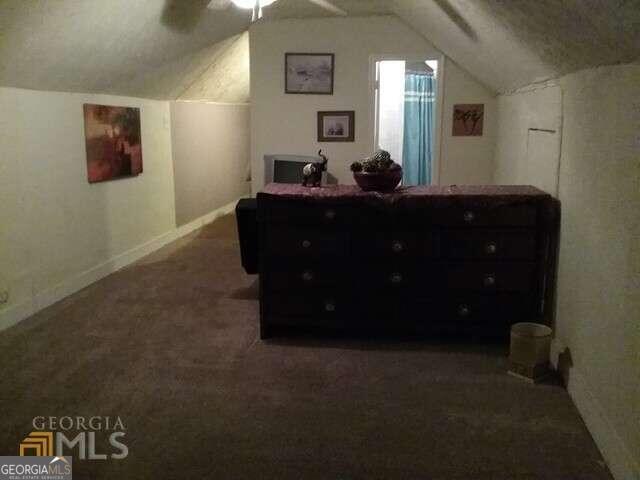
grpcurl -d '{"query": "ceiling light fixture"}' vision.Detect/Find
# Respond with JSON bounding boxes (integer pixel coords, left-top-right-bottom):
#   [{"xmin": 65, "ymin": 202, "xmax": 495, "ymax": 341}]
[
  {"xmin": 230, "ymin": 0, "xmax": 277, "ymax": 8},
  {"xmin": 208, "ymin": 0, "xmax": 346, "ymax": 22},
  {"xmin": 230, "ymin": 0, "xmax": 277, "ymax": 21}
]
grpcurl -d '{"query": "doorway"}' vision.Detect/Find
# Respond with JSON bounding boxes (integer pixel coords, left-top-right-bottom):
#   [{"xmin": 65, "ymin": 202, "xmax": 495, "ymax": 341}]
[{"xmin": 372, "ymin": 57, "xmax": 443, "ymax": 185}]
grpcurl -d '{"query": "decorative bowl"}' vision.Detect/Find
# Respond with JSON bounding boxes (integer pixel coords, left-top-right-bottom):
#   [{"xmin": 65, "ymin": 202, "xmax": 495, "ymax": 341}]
[{"xmin": 353, "ymin": 168, "xmax": 403, "ymax": 192}]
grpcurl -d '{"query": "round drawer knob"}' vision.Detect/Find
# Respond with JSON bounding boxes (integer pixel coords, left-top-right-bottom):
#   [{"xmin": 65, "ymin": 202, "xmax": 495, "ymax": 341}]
[
  {"xmin": 301, "ymin": 239, "xmax": 312, "ymax": 249},
  {"xmin": 301, "ymin": 270, "xmax": 314, "ymax": 282},
  {"xmin": 390, "ymin": 273, "xmax": 403, "ymax": 284},
  {"xmin": 458, "ymin": 305, "xmax": 470, "ymax": 317},
  {"xmin": 463, "ymin": 211, "xmax": 475, "ymax": 223},
  {"xmin": 324, "ymin": 209, "xmax": 336, "ymax": 220},
  {"xmin": 485, "ymin": 242, "xmax": 497, "ymax": 254},
  {"xmin": 483, "ymin": 274, "xmax": 496, "ymax": 287},
  {"xmin": 324, "ymin": 301, "xmax": 336, "ymax": 312},
  {"xmin": 391, "ymin": 240, "xmax": 404, "ymax": 253}
]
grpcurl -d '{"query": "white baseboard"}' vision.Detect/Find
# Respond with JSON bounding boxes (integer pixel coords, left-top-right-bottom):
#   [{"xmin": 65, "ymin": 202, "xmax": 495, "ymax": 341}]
[
  {"xmin": 0, "ymin": 198, "xmax": 243, "ymax": 333},
  {"xmin": 174, "ymin": 198, "xmax": 240, "ymax": 238},
  {"xmin": 552, "ymin": 340, "xmax": 639, "ymax": 480}
]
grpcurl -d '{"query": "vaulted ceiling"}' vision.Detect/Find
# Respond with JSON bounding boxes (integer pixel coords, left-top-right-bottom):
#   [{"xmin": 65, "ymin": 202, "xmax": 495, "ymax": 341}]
[
  {"xmin": 393, "ymin": 0, "xmax": 640, "ymax": 92},
  {"xmin": 0, "ymin": 0, "xmax": 638, "ymax": 98}
]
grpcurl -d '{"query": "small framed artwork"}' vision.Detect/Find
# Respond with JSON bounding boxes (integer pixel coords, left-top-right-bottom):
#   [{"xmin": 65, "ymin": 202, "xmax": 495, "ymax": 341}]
[
  {"xmin": 452, "ymin": 104, "xmax": 484, "ymax": 136},
  {"xmin": 317, "ymin": 111, "xmax": 355, "ymax": 142},
  {"xmin": 83, "ymin": 104, "xmax": 143, "ymax": 183},
  {"xmin": 285, "ymin": 53, "xmax": 334, "ymax": 94}
]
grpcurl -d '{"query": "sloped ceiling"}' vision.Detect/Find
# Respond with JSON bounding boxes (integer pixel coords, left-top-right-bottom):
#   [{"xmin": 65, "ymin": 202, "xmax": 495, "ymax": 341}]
[
  {"xmin": 0, "ymin": 0, "xmax": 638, "ymax": 97},
  {"xmin": 0, "ymin": 0, "xmax": 391, "ymax": 98},
  {"xmin": 178, "ymin": 31, "xmax": 250, "ymax": 103},
  {"xmin": 392, "ymin": 0, "xmax": 640, "ymax": 93},
  {"xmin": 0, "ymin": 0, "xmax": 251, "ymax": 97}
]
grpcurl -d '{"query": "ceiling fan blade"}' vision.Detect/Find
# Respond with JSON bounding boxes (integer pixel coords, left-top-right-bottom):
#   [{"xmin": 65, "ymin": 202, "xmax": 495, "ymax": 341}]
[
  {"xmin": 306, "ymin": 0, "xmax": 347, "ymax": 16},
  {"xmin": 207, "ymin": 0, "xmax": 232, "ymax": 10}
]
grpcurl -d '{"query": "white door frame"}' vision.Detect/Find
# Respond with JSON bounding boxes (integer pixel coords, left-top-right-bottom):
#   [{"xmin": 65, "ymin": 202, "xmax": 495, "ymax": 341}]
[{"xmin": 368, "ymin": 53, "xmax": 445, "ymax": 185}]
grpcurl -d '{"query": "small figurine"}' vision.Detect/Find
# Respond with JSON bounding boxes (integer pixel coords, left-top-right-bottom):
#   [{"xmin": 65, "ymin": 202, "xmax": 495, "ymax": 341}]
[{"xmin": 302, "ymin": 150, "xmax": 328, "ymax": 187}]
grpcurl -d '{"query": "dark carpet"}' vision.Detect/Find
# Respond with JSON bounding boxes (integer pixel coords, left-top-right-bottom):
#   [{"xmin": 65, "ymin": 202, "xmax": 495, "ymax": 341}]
[{"xmin": 0, "ymin": 214, "xmax": 611, "ymax": 479}]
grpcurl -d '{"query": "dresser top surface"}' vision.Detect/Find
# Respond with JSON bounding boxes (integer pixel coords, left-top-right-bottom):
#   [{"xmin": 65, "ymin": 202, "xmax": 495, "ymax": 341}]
[{"xmin": 261, "ymin": 184, "xmax": 550, "ymax": 200}]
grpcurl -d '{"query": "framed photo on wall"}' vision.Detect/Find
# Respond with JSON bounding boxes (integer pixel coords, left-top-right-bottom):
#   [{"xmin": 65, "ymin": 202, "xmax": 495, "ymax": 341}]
[
  {"xmin": 452, "ymin": 104, "xmax": 484, "ymax": 136},
  {"xmin": 317, "ymin": 111, "xmax": 355, "ymax": 142},
  {"xmin": 285, "ymin": 53, "xmax": 334, "ymax": 94}
]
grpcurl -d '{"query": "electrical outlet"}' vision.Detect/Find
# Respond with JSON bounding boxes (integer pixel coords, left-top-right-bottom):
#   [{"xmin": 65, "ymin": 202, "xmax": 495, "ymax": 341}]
[{"xmin": 0, "ymin": 290, "xmax": 8, "ymax": 304}]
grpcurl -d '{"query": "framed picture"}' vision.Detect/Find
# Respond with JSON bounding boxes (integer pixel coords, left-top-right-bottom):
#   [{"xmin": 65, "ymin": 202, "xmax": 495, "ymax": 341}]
[
  {"xmin": 83, "ymin": 104, "xmax": 143, "ymax": 183},
  {"xmin": 317, "ymin": 111, "xmax": 355, "ymax": 142},
  {"xmin": 285, "ymin": 53, "xmax": 334, "ymax": 94},
  {"xmin": 452, "ymin": 104, "xmax": 484, "ymax": 136}
]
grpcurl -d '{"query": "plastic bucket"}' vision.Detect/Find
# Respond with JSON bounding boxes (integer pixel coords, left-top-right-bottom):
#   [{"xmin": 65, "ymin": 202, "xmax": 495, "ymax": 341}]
[{"xmin": 509, "ymin": 322, "xmax": 552, "ymax": 381}]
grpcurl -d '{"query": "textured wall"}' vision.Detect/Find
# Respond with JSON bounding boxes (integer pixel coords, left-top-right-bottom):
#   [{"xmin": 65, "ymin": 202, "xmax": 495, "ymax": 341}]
[
  {"xmin": 178, "ymin": 32, "xmax": 250, "ymax": 103},
  {"xmin": 494, "ymin": 84, "xmax": 562, "ymax": 192},
  {"xmin": 170, "ymin": 101, "xmax": 250, "ymax": 226},
  {"xmin": 0, "ymin": 87, "xmax": 176, "ymax": 322},
  {"xmin": 493, "ymin": 64, "xmax": 640, "ymax": 480},
  {"xmin": 554, "ymin": 65, "xmax": 640, "ymax": 480}
]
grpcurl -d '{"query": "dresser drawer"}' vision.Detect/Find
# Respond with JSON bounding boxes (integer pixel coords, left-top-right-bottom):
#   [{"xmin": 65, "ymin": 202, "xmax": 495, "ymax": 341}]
[
  {"xmin": 265, "ymin": 227, "xmax": 348, "ymax": 257},
  {"xmin": 439, "ymin": 294, "xmax": 536, "ymax": 323},
  {"xmin": 399, "ymin": 295, "xmax": 535, "ymax": 335},
  {"xmin": 444, "ymin": 263, "xmax": 536, "ymax": 293},
  {"xmin": 357, "ymin": 265, "xmax": 433, "ymax": 293},
  {"xmin": 442, "ymin": 230, "xmax": 536, "ymax": 260},
  {"xmin": 266, "ymin": 266, "xmax": 348, "ymax": 291},
  {"xmin": 266, "ymin": 292, "xmax": 348, "ymax": 323},
  {"xmin": 433, "ymin": 204, "xmax": 537, "ymax": 227},
  {"xmin": 266, "ymin": 202, "xmax": 353, "ymax": 225},
  {"xmin": 354, "ymin": 231, "xmax": 437, "ymax": 258}
]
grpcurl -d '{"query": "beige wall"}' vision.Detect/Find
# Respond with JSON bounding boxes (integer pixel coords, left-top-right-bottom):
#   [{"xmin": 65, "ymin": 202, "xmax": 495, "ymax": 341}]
[
  {"xmin": 439, "ymin": 61, "xmax": 496, "ymax": 185},
  {"xmin": 494, "ymin": 83, "xmax": 563, "ymax": 192},
  {"xmin": 178, "ymin": 32, "xmax": 250, "ymax": 103},
  {"xmin": 0, "ymin": 87, "xmax": 176, "ymax": 328},
  {"xmin": 170, "ymin": 101, "xmax": 251, "ymax": 226},
  {"xmin": 249, "ymin": 16, "xmax": 496, "ymax": 193},
  {"xmin": 493, "ymin": 64, "xmax": 640, "ymax": 480}
]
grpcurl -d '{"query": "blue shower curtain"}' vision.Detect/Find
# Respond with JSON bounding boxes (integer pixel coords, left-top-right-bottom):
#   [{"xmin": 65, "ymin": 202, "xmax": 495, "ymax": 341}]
[{"xmin": 402, "ymin": 72, "xmax": 435, "ymax": 185}]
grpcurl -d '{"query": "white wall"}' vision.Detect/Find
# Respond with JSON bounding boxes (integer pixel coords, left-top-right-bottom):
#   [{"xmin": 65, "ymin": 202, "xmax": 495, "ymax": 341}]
[
  {"xmin": 494, "ymin": 82, "xmax": 562, "ymax": 192},
  {"xmin": 171, "ymin": 101, "xmax": 251, "ymax": 226},
  {"xmin": 493, "ymin": 64, "xmax": 640, "ymax": 480},
  {"xmin": 439, "ymin": 61, "xmax": 496, "ymax": 185},
  {"xmin": 250, "ymin": 16, "xmax": 496, "ymax": 193},
  {"xmin": 0, "ymin": 87, "xmax": 176, "ymax": 329}
]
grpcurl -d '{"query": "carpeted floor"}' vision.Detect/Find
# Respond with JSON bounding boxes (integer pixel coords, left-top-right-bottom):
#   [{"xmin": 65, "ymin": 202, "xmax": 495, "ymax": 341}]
[{"xmin": 0, "ymin": 214, "xmax": 611, "ymax": 479}]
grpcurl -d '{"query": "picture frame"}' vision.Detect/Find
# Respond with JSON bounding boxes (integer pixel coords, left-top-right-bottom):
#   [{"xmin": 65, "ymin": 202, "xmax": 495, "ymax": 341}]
[
  {"xmin": 317, "ymin": 111, "xmax": 355, "ymax": 142},
  {"xmin": 285, "ymin": 53, "xmax": 334, "ymax": 95},
  {"xmin": 83, "ymin": 103, "xmax": 143, "ymax": 183},
  {"xmin": 452, "ymin": 104, "xmax": 484, "ymax": 136}
]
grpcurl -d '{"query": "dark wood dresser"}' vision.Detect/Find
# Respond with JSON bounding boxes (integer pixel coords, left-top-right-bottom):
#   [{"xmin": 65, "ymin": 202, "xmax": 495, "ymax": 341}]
[{"xmin": 256, "ymin": 184, "xmax": 558, "ymax": 339}]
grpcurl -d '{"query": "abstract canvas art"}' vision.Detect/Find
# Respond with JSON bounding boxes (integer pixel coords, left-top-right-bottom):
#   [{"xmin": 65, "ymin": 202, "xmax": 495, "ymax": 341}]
[
  {"xmin": 452, "ymin": 104, "xmax": 484, "ymax": 136},
  {"xmin": 285, "ymin": 53, "xmax": 334, "ymax": 94},
  {"xmin": 83, "ymin": 104, "xmax": 143, "ymax": 183}
]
